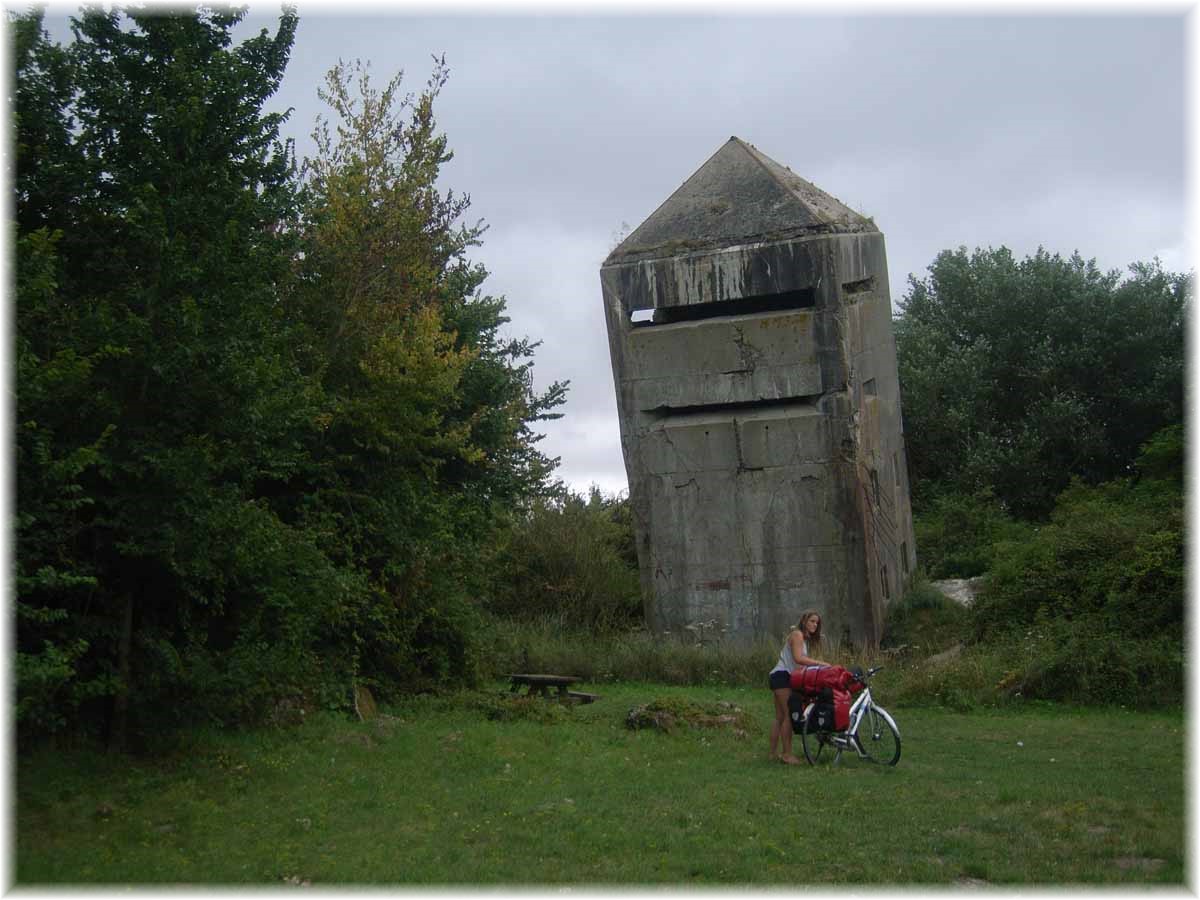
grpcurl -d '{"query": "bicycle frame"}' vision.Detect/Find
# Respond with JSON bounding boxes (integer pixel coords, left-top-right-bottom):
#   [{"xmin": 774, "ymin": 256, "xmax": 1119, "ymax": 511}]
[
  {"xmin": 805, "ymin": 681, "xmax": 901, "ymax": 762},
  {"xmin": 846, "ymin": 686, "xmax": 900, "ymax": 752}
]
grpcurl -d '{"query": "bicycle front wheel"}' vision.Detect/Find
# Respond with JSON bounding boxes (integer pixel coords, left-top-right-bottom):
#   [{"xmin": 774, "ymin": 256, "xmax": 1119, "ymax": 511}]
[{"xmin": 858, "ymin": 705, "xmax": 901, "ymax": 765}]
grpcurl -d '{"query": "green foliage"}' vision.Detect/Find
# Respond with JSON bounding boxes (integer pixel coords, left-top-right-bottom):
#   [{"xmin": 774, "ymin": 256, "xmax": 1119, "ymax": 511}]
[
  {"xmin": 884, "ymin": 628, "xmax": 1183, "ymax": 711},
  {"xmin": 880, "ymin": 426, "xmax": 1185, "ymax": 710},
  {"xmin": 288, "ymin": 56, "xmax": 566, "ymax": 701},
  {"xmin": 490, "ymin": 488, "xmax": 642, "ymax": 630},
  {"xmin": 625, "ymin": 696, "xmax": 755, "ymax": 733},
  {"xmin": 14, "ymin": 6, "xmax": 314, "ymax": 744},
  {"xmin": 1011, "ymin": 623, "xmax": 1184, "ymax": 707},
  {"xmin": 484, "ymin": 617, "xmax": 823, "ymax": 688},
  {"xmin": 467, "ymin": 692, "xmax": 573, "ymax": 724},
  {"xmin": 894, "ymin": 243, "xmax": 1186, "ymax": 709},
  {"xmin": 884, "ymin": 647, "xmax": 1010, "ymax": 712},
  {"xmin": 971, "ymin": 426, "xmax": 1184, "ymax": 644},
  {"xmin": 13, "ymin": 12, "xmax": 564, "ymax": 745},
  {"xmin": 880, "ymin": 578, "xmax": 969, "ymax": 655},
  {"xmin": 912, "ymin": 489, "xmax": 1034, "ymax": 578},
  {"xmin": 896, "ymin": 246, "xmax": 1188, "ymax": 519}
]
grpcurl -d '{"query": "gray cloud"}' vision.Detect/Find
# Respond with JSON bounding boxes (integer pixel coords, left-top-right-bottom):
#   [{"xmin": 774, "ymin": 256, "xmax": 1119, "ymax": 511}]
[{"xmin": 40, "ymin": 8, "xmax": 1189, "ymax": 496}]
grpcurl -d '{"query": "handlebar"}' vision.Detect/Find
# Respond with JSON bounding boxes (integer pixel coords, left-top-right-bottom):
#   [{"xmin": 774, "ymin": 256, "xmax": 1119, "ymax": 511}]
[{"xmin": 852, "ymin": 665, "xmax": 884, "ymax": 684}]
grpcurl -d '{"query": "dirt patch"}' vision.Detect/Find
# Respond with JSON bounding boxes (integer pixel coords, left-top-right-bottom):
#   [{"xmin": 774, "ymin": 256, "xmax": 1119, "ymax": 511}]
[{"xmin": 626, "ymin": 698, "xmax": 754, "ymax": 735}]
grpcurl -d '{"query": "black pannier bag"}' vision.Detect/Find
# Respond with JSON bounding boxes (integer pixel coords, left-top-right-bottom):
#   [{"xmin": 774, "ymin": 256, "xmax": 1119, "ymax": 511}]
[
  {"xmin": 810, "ymin": 700, "xmax": 836, "ymax": 732},
  {"xmin": 788, "ymin": 687, "xmax": 834, "ymax": 735}
]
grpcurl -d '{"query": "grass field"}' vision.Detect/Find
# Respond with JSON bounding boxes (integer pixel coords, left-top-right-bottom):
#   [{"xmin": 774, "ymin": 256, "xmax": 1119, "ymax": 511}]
[{"xmin": 16, "ymin": 681, "xmax": 1185, "ymax": 886}]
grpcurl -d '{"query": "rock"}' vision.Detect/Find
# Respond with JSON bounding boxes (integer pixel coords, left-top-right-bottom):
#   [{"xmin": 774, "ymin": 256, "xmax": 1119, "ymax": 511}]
[
  {"xmin": 930, "ymin": 577, "xmax": 987, "ymax": 607},
  {"xmin": 955, "ymin": 876, "xmax": 989, "ymax": 888}
]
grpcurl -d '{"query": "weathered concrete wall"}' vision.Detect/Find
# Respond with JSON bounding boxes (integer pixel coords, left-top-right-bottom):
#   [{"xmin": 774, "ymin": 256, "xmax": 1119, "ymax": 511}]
[{"xmin": 600, "ymin": 139, "xmax": 916, "ymax": 648}]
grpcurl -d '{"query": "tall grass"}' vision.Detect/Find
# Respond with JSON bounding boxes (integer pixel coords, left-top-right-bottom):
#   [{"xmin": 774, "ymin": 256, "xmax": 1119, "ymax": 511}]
[
  {"xmin": 482, "ymin": 568, "xmax": 1184, "ymax": 712},
  {"xmin": 484, "ymin": 615, "xmax": 887, "ymax": 688}
]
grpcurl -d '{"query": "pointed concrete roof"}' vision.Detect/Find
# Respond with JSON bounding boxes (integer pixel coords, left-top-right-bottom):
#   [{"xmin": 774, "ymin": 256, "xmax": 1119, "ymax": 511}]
[{"xmin": 605, "ymin": 137, "xmax": 876, "ymax": 265}]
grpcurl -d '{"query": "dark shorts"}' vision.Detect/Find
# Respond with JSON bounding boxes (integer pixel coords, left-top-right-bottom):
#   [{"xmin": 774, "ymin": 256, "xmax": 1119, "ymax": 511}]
[{"xmin": 768, "ymin": 670, "xmax": 791, "ymax": 691}]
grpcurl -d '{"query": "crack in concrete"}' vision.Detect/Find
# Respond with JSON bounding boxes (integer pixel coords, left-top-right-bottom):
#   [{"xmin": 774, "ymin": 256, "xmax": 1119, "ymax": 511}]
[{"xmin": 732, "ymin": 324, "xmax": 765, "ymax": 374}]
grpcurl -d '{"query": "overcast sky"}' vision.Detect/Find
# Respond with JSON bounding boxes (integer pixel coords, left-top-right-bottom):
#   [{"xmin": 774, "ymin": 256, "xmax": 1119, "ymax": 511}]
[{"xmin": 40, "ymin": 5, "xmax": 1192, "ymax": 496}]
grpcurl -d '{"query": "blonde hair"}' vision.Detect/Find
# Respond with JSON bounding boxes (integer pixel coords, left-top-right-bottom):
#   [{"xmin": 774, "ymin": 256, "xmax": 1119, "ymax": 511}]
[{"xmin": 795, "ymin": 610, "xmax": 823, "ymax": 648}]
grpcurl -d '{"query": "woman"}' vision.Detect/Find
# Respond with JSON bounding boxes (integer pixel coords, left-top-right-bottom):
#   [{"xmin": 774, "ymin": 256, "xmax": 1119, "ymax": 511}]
[{"xmin": 768, "ymin": 610, "xmax": 831, "ymax": 765}]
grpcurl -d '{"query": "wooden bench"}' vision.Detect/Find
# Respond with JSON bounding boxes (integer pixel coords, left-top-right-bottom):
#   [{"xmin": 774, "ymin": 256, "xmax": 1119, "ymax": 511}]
[{"xmin": 506, "ymin": 674, "xmax": 599, "ymax": 704}]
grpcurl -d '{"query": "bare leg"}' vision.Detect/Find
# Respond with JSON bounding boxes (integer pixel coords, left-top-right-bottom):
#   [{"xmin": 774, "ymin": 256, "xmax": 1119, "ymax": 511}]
[{"xmin": 773, "ymin": 687, "xmax": 801, "ymax": 764}]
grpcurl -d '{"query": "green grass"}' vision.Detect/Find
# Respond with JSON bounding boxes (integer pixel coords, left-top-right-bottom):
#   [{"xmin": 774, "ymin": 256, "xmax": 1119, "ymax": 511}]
[{"xmin": 16, "ymin": 682, "xmax": 1184, "ymax": 886}]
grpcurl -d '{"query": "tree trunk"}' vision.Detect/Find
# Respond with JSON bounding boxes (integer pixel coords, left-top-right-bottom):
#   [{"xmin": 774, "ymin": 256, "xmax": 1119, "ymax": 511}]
[{"xmin": 109, "ymin": 592, "xmax": 133, "ymax": 753}]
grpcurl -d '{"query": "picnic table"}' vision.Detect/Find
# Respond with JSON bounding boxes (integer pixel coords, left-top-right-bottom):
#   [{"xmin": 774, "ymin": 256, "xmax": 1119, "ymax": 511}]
[{"xmin": 506, "ymin": 673, "xmax": 599, "ymax": 704}]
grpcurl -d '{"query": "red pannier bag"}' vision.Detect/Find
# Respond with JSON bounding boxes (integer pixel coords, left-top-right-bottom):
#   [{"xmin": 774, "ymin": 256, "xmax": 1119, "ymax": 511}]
[
  {"xmin": 789, "ymin": 664, "xmax": 858, "ymax": 695},
  {"xmin": 831, "ymin": 688, "xmax": 851, "ymax": 731},
  {"xmin": 791, "ymin": 666, "xmax": 862, "ymax": 732}
]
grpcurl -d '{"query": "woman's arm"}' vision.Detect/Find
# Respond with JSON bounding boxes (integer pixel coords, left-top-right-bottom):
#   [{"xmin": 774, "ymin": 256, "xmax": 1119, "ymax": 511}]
[{"xmin": 788, "ymin": 629, "xmax": 828, "ymax": 667}]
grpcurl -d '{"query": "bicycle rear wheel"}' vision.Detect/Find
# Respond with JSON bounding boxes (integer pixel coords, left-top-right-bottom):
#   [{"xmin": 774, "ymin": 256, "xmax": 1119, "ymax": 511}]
[
  {"xmin": 858, "ymin": 705, "xmax": 901, "ymax": 765},
  {"xmin": 800, "ymin": 709, "xmax": 833, "ymax": 765}
]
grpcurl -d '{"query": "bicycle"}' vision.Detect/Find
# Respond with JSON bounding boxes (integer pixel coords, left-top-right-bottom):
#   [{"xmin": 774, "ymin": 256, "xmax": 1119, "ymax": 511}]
[{"xmin": 796, "ymin": 665, "xmax": 901, "ymax": 766}]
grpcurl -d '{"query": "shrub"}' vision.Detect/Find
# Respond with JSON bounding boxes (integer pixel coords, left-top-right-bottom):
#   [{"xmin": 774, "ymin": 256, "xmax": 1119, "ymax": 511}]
[
  {"xmin": 489, "ymin": 489, "xmax": 642, "ymax": 631},
  {"xmin": 971, "ymin": 431, "xmax": 1183, "ymax": 644},
  {"xmin": 881, "ymin": 577, "xmax": 970, "ymax": 655},
  {"xmin": 912, "ymin": 489, "xmax": 1033, "ymax": 579},
  {"xmin": 1012, "ymin": 621, "xmax": 1183, "ymax": 706}
]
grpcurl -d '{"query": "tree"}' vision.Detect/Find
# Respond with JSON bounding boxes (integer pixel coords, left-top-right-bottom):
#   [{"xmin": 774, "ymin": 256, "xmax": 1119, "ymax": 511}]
[
  {"xmin": 288, "ymin": 57, "xmax": 567, "ymax": 692},
  {"xmin": 14, "ymin": 5, "xmax": 326, "ymax": 746},
  {"xmin": 895, "ymin": 246, "xmax": 1188, "ymax": 519},
  {"xmin": 15, "ymin": 10, "xmax": 568, "ymax": 744}
]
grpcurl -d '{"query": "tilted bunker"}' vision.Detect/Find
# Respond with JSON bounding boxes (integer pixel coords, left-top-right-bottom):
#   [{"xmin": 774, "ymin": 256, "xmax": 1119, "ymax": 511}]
[{"xmin": 600, "ymin": 137, "xmax": 916, "ymax": 647}]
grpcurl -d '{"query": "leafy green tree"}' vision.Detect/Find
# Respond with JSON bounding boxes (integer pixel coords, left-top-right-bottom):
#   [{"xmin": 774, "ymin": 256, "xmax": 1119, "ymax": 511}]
[
  {"xmin": 911, "ymin": 489, "xmax": 1034, "ymax": 579},
  {"xmin": 289, "ymin": 58, "xmax": 566, "ymax": 693},
  {"xmin": 13, "ymin": 5, "xmax": 330, "ymax": 745},
  {"xmin": 895, "ymin": 247, "xmax": 1187, "ymax": 519},
  {"xmin": 15, "ymin": 9, "xmax": 567, "ymax": 744}
]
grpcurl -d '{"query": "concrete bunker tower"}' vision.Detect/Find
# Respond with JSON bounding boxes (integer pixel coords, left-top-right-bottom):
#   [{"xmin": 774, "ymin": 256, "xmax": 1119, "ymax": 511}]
[{"xmin": 600, "ymin": 137, "xmax": 916, "ymax": 647}]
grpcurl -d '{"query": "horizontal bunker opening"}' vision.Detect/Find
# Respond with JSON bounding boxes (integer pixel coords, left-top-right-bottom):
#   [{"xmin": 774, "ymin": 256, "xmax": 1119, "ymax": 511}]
[
  {"xmin": 629, "ymin": 288, "xmax": 815, "ymax": 327},
  {"xmin": 842, "ymin": 276, "xmax": 876, "ymax": 297},
  {"xmin": 644, "ymin": 394, "xmax": 821, "ymax": 420}
]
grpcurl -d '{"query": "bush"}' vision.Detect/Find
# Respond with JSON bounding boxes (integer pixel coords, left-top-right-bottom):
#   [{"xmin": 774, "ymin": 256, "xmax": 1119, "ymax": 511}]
[
  {"xmin": 489, "ymin": 489, "xmax": 642, "ymax": 631},
  {"xmin": 880, "ymin": 578, "xmax": 970, "ymax": 656},
  {"xmin": 1011, "ymin": 621, "xmax": 1183, "ymax": 707},
  {"xmin": 884, "ymin": 646, "xmax": 1011, "ymax": 711},
  {"xmin": 971, "ymin": 429, "xmax": 1183, "ymax": 644},
  {"xmin": 912, "ymin": 489, "xmax": 1033, "ymax": 579}
]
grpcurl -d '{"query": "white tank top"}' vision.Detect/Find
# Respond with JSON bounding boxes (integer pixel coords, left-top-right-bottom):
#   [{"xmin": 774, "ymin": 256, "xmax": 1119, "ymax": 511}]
[{"xmin": 770, "ymin": 631, "xmax": 807, "ymax": 675}]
